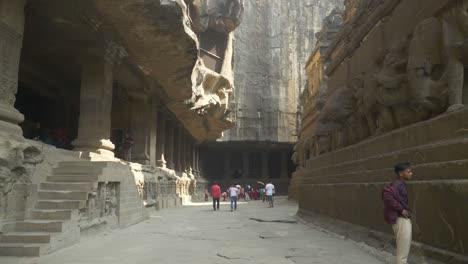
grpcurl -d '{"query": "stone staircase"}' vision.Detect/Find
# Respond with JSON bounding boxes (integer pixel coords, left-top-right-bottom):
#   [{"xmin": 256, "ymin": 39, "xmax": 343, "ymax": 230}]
[{"xmin": 0, "ymin": 161, "xmax": 105, "ymax": 257}]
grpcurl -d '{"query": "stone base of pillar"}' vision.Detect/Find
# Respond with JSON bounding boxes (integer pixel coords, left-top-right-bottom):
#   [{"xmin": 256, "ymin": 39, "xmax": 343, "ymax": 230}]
[
  {"xmin": 133, "ymin": 157, "xmax": 150, "ymax": 165},
  {"xmin": 73, "ymin": 138, "xmax": 115, "ymax": 160},
  {"xmin": 156, "ymin": 155, "xmax": 167, "ymax": 168},
  {"xmin": 0, "ymin": 104, "xmax": 24, "ymax": 136}
]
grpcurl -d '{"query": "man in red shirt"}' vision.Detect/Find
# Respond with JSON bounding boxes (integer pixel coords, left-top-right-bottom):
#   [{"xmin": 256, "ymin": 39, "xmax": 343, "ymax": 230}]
[{"xmin": 210, "ymin": 182, "xmax": 221, "ymax": 211}]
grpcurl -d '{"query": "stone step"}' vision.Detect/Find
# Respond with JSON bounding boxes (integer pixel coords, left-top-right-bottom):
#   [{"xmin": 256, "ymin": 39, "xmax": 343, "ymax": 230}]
[
  {"xmin": 46, "ymin": 175, "xmax": 98, "ymax": 182},
  {"xmin": 40, "ymin": 182, "xmax": 94, "ymax": 191},
  {"xmin": 58, "ymin": 161, "xmax": 108, "ymax": 168},
  {"xmin": 16, "ymin": 220, "xmax": 62, "ymax": 233},
  {"xmin": 0, "ymin": 243, "xmax": 41, "ymax": 257},
  {"xmin": 0, "ymin": 232, "xmax": 51, "ymax": 244},
  {"xmin": 36, "ymin": 200, "xmax": 85, "ymax": 210},
  {"xmin": 30, "ymin": 209, "xmax": 73, "ymax": 220},
  {"xmin": 38, "ymin": 190, "xmax": 88, "ymax": 200},
  {"xmin": 52, "ymin": 166, "xmax": 103, "ymax": 176}
]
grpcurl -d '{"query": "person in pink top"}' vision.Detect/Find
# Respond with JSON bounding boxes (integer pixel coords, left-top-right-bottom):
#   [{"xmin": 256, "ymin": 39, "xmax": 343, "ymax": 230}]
[{"xmin": 210, "ymin": 182, "xmax": 221, "ymax": 211}]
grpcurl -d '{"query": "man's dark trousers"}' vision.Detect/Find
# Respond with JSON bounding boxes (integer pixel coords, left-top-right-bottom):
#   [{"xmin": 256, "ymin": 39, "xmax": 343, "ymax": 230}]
[{"xmin": 213, "ymin": 198, "xmax": 220, "ymax": 210}]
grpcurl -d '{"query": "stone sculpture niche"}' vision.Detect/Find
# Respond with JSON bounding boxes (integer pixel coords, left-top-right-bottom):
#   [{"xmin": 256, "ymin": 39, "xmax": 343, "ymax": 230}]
[{"xmin": 80, "ymin": 182, "xmax": 119, "ymax": 223}]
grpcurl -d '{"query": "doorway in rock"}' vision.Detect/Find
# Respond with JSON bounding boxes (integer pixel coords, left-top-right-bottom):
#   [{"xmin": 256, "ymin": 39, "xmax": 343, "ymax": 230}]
[{"xmin": 15, "ymin": 81, "xmax": 79, "ymax": 150}]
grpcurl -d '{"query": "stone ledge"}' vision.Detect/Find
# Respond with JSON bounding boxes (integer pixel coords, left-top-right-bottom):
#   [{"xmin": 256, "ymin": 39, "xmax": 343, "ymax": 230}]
[{"xmin": 297, "ymin": 209, "xmax": 467, "ymax": 264}]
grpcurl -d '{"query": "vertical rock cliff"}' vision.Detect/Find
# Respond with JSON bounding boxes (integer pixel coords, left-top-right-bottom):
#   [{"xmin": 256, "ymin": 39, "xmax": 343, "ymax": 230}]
[{"xmin": 222, "ymin": 0, "xmax": 343, "ymax": 142}]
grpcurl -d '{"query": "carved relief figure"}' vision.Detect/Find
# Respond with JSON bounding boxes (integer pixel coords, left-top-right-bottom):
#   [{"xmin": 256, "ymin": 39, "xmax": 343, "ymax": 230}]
[
  {"xmin": 372, "ymin": 37, "xmax": 430, "ymax": 133},
  {"xmin": 408, "ymin": 0, "xmax": 468, "ymax": 112}
]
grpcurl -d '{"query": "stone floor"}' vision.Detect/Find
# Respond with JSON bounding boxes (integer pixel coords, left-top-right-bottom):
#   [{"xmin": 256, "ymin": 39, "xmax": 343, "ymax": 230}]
[{"xmin": 3, "ymin": 197, "xmax": 389, "ymax": 264}]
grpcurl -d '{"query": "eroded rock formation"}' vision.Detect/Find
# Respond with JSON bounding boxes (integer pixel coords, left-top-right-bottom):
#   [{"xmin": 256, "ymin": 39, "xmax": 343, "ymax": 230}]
[{"xmin": 90, "ymin": 0, "xmax": 244, "ymax": 143}]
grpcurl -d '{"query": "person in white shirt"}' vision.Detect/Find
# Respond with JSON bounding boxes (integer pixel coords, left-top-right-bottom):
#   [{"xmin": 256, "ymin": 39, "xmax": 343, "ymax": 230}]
[
  {"xmin": 265, "ymin": 182, "xmax": 275, "ymax": 208},
  {"xmin": 228, "ymin": 184, "xmax": 239, "ymax": 212}
]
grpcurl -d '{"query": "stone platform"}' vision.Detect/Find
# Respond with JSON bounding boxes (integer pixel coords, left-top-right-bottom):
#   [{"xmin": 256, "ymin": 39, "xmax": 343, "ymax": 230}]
[
  {"xmin": 1, "ymin": 198, "xmax": 389, "ymax": 264},
  {"xmin": 294, "ymin": 108, "xmax": 468, "ymax": 263}
]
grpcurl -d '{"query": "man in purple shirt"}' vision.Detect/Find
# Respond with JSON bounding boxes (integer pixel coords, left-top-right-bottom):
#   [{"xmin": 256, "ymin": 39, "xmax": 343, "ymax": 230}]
[{"xmin": 383, "ymin": 162, "xmax": 413, "ymax": 264}]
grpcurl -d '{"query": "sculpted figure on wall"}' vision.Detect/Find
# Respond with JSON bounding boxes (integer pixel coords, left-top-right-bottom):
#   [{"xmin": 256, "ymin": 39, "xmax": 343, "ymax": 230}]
[
  {"xmin": 295, "ymin": 0, "xmax": 468, "ymax": 163},
  {"xmin": 408, "ymin": 0, "xmax": 468, "ymax": 113},
  {"xmin": 371, "ymin": 36, "xmax": 431, "ymax": 134}
]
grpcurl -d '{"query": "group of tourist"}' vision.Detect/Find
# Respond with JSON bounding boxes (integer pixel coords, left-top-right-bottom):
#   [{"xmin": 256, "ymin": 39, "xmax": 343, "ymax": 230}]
[{"xmin": 208, "ymin": 182, "xmax": 275, "ymax": 212}]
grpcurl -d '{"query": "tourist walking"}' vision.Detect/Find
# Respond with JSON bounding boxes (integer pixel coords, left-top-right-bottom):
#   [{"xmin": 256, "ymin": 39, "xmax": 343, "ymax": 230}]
[
  {"xmin": 229, "ymin": 184, "xmax": 239, "ymax": 212},
  {"xmin": 245, "ymin": 184, "xmax": 251, "ymax": 200},
  {"xmin": 382, "ymin": 162, "xmax": 414, "ymax": 264},
  {"xmin": 210, "ymin": 182, "xmax": 221, "ymax": 211},
  {"xmin": 265, "ymin": 181, "xmax": 275, "ymax": 208}
]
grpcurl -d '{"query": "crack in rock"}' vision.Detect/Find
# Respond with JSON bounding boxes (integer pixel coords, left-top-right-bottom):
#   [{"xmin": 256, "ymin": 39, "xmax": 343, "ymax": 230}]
[
  {"xmin": 249, "ymin": 218, "xmax": 298, "ymax": 224},
  {"xmin": 151, "ymin": 232, "xmax": 222, "ymax": 241},
  {"xmin": 216, "ymin": 253, "xmax": 249, "ymax": 260}
]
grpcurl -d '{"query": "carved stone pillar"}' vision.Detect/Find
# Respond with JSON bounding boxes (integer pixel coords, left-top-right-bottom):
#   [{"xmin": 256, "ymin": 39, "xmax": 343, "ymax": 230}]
[
  {"xmin": 156, "ymin": 111, "xmax": 166, "ymax": 167},
  {"xmin": 174, "ymin": 126, "xmax": 182, "ymax": 172},
  {"xmin": 0, "ymin": 1, "xmax": 26, "ymax": 135},
  {"xmin": 179, "ymin": 128, "xmax": 186, "ymax": 173},
  {"xmin": 164, "ymin": 120, "xmax": 174, "ymax": 169},
  {"xmin": 73, "ymin": 43, "xmax": 126, "ymax": 158},
  {"xmin": 262, "ymin": 152, "xmax": 269, "ymax": 180},
  {"xmin": 184, "ymin": 133, "xmax": 189, "ymax": 173},
  {"xmin": 130, "ymin": 94, "xmax": 150, "ymax": 164},
  {"xmin": 193, "ymin": 146, "xmax": 199, "ymax": 176},
  {"xmin": 242, "ymin": 152, "xmax": 249, "ymax": 179},
  {"xmin": 149, "ymin": 97, "xmax": 158, "ymax": 166},
  {"xmin": 185, "ymin": 134, "xmax": 192, "ymax": 174},
  {"xmin": 223, "ymin": 152, "xmax": 231, "ymax": 179}
]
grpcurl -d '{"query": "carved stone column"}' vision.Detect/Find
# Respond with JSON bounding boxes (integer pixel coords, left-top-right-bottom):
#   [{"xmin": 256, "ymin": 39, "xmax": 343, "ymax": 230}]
[
  {"xmin": 185, "ymin": 134, "xmax": 192, "ymax": 174},
  {"xmin": 193, "ymin": 146, "xmax": 199, "ymax": 176},
  {"xmin": 164, "ymin": 120, "xmax": 175, "ymax": 169},
  {"xmin": 174, "ymin": 125, "xmax": 182, "ymax": 172},
  {"xmin": 130, "ymin": 94, "xmax": 150, "ymax": 164},
  {"xmin": 261, "ymin": 152, "xmax": 269, "ymax": 180},
  {"xmin": 156, "ymin": 111, "xmax": 166, "ymax": 167},
  {"xmin": 0, "ymin": 1, "xmax": 26, "ymax": 135},
  {"xmin": 185, "ymin": 134, "xmax": 189, "ymax": 173},
  {"xmin": 149, "ymin": 97, "xmax": 158, "ymax": 166},
  {"xmin": 73, "ymin": 43, "xmax": 126, "ymax": 158},
  {"xmin": 180, "ymin": 131, "xmax": 186, "ymax": 173}
]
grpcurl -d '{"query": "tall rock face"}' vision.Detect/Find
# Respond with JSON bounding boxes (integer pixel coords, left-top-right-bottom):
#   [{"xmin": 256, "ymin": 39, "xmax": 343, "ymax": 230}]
[{"xmin": 222, "ymin": 0, "xmax": 343, "ymax": 142}]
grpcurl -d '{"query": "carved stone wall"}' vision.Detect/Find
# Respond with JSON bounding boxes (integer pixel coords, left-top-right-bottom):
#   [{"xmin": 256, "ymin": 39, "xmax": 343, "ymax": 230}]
[
  {"xmin": 80, "ymin": 182, "xmax": 120, "ymax": 227},
  {"xmin": 293, "ymin": 0, "xmax": 468, "ymax": 261},
  {"xmin": 0, "ymin": 136, "xmax": 42, "ymax": 232}
]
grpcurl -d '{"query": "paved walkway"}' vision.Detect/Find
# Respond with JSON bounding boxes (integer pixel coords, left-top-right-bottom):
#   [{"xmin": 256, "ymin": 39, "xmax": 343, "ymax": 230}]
[{"xmin": 4, "ymin": 197, "xmax": 387, "ymax": 264}]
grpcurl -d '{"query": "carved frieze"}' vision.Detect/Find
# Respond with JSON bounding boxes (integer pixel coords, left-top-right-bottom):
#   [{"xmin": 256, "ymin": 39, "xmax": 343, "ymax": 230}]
[{"xmin": 299, "ymin": 0, "xmax": 468, "ymax": 156}]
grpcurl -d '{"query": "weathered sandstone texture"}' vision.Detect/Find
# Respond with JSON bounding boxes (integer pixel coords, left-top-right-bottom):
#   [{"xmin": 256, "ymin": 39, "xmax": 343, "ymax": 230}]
[
  {"xmin": 223, "ymin": 0, "xmax": 343, "ymax": 142},
  {"xmin": 291, "ymin": 0, "xmax": 468, "ymax": 262}
]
